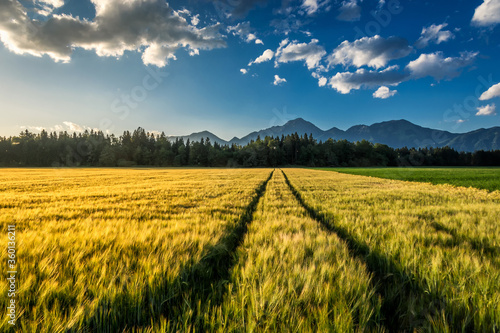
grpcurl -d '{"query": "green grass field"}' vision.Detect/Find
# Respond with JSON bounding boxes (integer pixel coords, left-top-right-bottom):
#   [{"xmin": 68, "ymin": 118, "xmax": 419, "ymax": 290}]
[{"xmin": 318, "ymin": 167, "xmax": 500, "ymax": 192}]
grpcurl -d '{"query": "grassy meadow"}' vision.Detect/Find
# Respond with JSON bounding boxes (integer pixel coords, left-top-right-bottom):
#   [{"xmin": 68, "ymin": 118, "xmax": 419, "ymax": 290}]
[
  {"xmin": 320, "ymin": 167, "xmax": 500, "ymax": 192},
  {"xmin": 1, "ymin": 168, "xmax": 499, "ymax": 332}
]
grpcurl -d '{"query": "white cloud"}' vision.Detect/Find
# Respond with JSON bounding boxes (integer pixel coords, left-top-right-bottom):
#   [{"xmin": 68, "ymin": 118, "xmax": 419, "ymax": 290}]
[
  {"xmin": 472, "ymin": 0, "xmax": 500, "ymax": 27},
  {"xmin": 0, "ymin": 0, "xmax": 225, "ymax": 66},
  {"xmin": 301, "ymin": 0, "xmax": 331, "ymax": 15},
  {"xmin": 302, "ymin": 0, "xmax": 319, "ymax": 14},
  {"xmin": 142, "ymin": 44, "xmax": 178, "ymax": 67},
  {"xmin": 476, "ymin": 104, "xmax": 497, "ymax": 116},
  {"xmin": 406, "ymin": 52, "xmax": 478, "ymax": 81},
  {"xmin": 34, "ymin": 0, "xmax": 65, "ymax": 16},
  {"xmin": 191, "ymin": 14, "xmax": 200, "ymax": 26},
  {"xmin": 373, "ymin": 86, "xmax": 397, "ymax": 99},
  {"xmin": 38, "ymin": 0, "xmax": 65, "ymax": 7},
  {"xmin": 189, "ymin": 48, "xmax": 200, "ymax": 56},
  {"xmin": 20, "ymin": 121, "xmax": 98, "ymax": 133},
  {"xmin": 63, "ymin": 121, "xmax": 84, "ymax": 132},
  {"xmin": 479, "ymin": 82, "xmax": 500, "ymax": 100},
  {"xmin": 415, "ymin": 23, "xmax": 455, "ymax": 49},
  {"xmin": 227, "ymin": 22, "xmax": 263, "ymax": 45},
  {"xmin": 327, "ymin": 35, "xmax": 412, "ymax": 69},
  {"xmin": 328, "ymin": 66, "xmax": 409, "ymax": 94},
  {"xmin": 247, "ymin": 33, "xmax": 257, "ymax": 42},
  {"xmin": 273, "ymin": 75, "xmax": 287, "ymax": 85},
  {"xmin": 275, "ymin": 38, "xmax": 326, "ymax": 70},
  {"xmin": 248, "ymin": 49, "xmax": 275, "ymax": 66},
  {"xmin": 240, "ymin": 68, "xmax": 248, "ymax": 74},
  {"xmin": 312, "ymin": 72, "xmax": 327, "ymax": 87},
  {"xmin": 337, "ymin": 0, "xmax": 361, "ymax": 22},
  {"xmin": 176, "ymin": 9, "xmax": 191, "ymax": 16}
]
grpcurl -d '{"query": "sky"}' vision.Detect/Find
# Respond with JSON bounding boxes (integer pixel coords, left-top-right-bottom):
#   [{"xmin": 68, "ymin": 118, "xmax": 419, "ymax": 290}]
[{"xmin": 1, "ymin": 0, "xmax": 500, "ymax": 140}]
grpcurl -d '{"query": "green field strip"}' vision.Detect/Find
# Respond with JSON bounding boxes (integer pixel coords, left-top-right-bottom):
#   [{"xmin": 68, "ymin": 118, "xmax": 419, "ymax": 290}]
[
  {"xmin": 318, "ymin": 167, "xmax": 500, "ymax": 192},
  {"xmin": 207, "ymin": 170, "xmax": 384, "ymax": 332}
]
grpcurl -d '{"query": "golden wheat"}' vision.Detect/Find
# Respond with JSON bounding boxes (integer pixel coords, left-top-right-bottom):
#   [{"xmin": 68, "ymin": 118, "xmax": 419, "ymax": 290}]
[
  {"xmin": 1, "ymin": 168, "xmax": 498, "ymax": 332},
  {"xmin": 0, "ymin": 168, "xmax": 272, "ymax": 332},
  {"xmin": 283, "ymin": 168, "xmax": 500, "ymax": 331}
]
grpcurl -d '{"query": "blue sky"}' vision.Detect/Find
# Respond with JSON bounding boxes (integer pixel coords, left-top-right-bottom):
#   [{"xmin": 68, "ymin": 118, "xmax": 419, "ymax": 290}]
[{"xmin": 1, "ymin": 0, "xmax": 500, "ymax": 140}]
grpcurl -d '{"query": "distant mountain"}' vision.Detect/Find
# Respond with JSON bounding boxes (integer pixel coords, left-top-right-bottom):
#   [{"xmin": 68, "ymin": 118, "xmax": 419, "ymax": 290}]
[
  {"xmin": 230, "ymin": 118, "xmax": 330, "ymax": 145},
  {"xmin": 443, "ymin": 127, "xmax": 500, "ymax": 152},
  {"xmin": 168, "ymin": 118, "xmax": 500, "ymax": 152},
  {"xmin": 343, "ymin": 120, "xmax": 457, "ymax": 149},
  {"xmin": 171, "ymin": 131, "xmax": 228, "ymax": 145}
]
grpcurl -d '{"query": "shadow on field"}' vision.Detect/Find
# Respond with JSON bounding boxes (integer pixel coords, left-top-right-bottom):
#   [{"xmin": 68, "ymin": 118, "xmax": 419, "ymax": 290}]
[
  {"xmin": 430, "ymin": 221, "xmax": 500, "ymax": 261},
  {"xmin": 281, "ymin": 170, "xmax": 455, "ymax": 333},
  {"xmin": 162, "ymin": 170, "xmax": 274, "ymax": 327},
  {"xmin": 82, "ymin": 170, "xmax": 274, "ymax": 332}
]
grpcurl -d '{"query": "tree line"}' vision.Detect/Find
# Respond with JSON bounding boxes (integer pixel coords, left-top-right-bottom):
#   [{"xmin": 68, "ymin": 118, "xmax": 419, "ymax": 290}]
[{"xmin": 1, "ymin": 128, "xmax": 500, "ymax": 167}]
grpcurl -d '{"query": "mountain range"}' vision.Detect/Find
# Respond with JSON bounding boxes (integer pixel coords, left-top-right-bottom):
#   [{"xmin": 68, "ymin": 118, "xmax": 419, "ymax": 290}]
[{"xmin": 170, "ymin": 118, "xmax": 500, "ymax": 152}]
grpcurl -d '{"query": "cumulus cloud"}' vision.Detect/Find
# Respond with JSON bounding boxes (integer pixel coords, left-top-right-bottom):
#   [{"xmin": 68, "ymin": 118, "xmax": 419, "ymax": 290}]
[
  {"xmin": 415, "ymin": 23, "xmax": 455, "ymax": 49},
  {"xmin": 312, "ymin": 72, "xmax": 328, "ymax": 87},
  {"xmin": 191, "ymin": 14, "xmax": 200, "ymax": 26},
  {"xmin": 240, "ymin": 68, "xmax": 248, "ymax": 74},
  {"xmin": 479, "ymin": 82, "xmax": 500, "ymax": 100},
  {"xmin": 337, "ymin": 0, "xmax": 361, "ymax": 22},
  {"xmin": 248, "ymin": 49, "xmax": 275, "ymax": 65},
  {"xmin": 142, "ymin": 44, "xmax": 178, "ymax": 67},
  {"xmin": 301, "ymin": 0, "xmax": 331, "ymax": 15},
  {"xmin": 406, "ymin": 52, "xmax": 478, "ymax": 81},
  {"xmin": 328, "ymin": 66, "xmax": 409, "ymax": 94},
  {"xmin": 273, "ymin": 74, "xmax": 287, "ymax": 85},
  {"xmin": 476, "ymin": 104, "xmax": 497, "ymax": 116},
  {"xmin": 325, "ymin": 50, "xmax": 476, "ymax": 95},
  {"xmin": 472, "ymin": 0, "xmax": 500, "ymax": 27},
  {"xmin": 373, "ymin": 86, "xmax": 397, "ymax": 99},
  {"xmin": 63, "ymin": 121, "xmax": 85, "ymax": 132},
  {"xmin": 0, "ymin": 0, "xmax": 226, "ymax": 66},
  {"xmin": 38, "ymin": 0, "xmax": 65, "ymax": 7},
  {"xmin": 227, "ymin": 22, "xmax": 263, "ymax": 45},
  {"xmin": 34, "ymin": 0, "xmax": 65, "ymax": 16},
  {"xmin": 20, "ymin": 121, "xmax": 98, "ymax": 133},
  {"xmin": 327, "ymin": 35, "xmax": 412, "ymax": 69},
  {"xmin": 275, "ymin": 38, "xmax": 326, "ymax": 70}
]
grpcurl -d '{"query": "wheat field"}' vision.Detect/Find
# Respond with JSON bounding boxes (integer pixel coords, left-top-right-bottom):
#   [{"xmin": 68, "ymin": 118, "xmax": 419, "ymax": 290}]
[{"xmin": 0, "ymin": 168, "xmax": 499, "ymax": 332}]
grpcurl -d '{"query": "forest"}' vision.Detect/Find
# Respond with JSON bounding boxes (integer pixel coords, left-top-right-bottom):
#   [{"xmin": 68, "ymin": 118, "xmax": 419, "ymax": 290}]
[{"xmin": 1, "ymin": 127, "xmax": 500, "ymax": 167}]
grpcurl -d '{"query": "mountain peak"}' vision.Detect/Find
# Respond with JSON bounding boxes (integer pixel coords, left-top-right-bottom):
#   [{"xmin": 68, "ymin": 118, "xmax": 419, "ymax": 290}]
[
  {"xmin": 282, "ymin": 118, "xmax": 320, "ymax": 130},
  {"xmin": 285, "ymin": 118, "xmax": 312, "ymax": 126},
  {"xmin": 167, "ymin": 118, "xmax": 498, "ymax": 152},
  {"xmin": 287, "ymin": 117, "xmax": 306, "ymax": 122}
]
